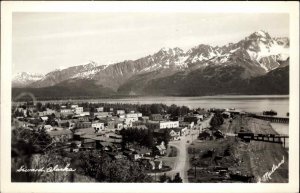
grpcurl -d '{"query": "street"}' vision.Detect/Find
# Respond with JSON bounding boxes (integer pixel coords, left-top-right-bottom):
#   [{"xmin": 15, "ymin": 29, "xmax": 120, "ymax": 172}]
[{"xmin": 164, "ymin": 115, "xmax": 213, "ymax": 182}]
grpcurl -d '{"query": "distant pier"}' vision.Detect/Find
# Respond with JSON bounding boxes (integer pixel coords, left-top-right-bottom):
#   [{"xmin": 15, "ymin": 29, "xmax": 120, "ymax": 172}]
[
  {"xmin": 252, "ymin": 134, "xmax": 289, "ymax": 148},
  {"xmin": 247, "ymin": 114, "xmax": 289, "ymax": 124}
]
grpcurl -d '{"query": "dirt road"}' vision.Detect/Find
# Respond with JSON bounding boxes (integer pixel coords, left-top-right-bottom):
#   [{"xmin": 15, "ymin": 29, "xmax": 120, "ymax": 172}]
[{"xmin": 165, "ymin": 115, "xmax": 213, "ymax": 182}]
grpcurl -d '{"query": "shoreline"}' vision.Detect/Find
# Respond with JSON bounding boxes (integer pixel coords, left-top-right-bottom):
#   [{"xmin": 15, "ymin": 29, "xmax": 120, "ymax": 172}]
[{"xmin": 12, "ymin": 94, "xmax": 289, "ymax": 103}]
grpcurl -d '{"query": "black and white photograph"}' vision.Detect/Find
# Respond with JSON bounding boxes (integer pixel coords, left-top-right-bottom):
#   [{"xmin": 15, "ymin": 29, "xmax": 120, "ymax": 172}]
[{"xmin": 1, "ymin": 1, "xmax": 299, "ymax": 193}]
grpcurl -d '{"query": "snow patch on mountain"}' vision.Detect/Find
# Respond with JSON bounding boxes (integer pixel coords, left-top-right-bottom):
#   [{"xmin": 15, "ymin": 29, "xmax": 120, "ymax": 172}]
[{"xmin": 12, "ymin": 72, "xmax": 44, "ymax": 87}]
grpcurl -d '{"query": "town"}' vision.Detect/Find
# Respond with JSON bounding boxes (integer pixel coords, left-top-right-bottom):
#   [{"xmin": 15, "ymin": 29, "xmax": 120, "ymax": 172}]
[{"xmin": 11, "ymin": 101, "xmax": 288, "ymax": 183}]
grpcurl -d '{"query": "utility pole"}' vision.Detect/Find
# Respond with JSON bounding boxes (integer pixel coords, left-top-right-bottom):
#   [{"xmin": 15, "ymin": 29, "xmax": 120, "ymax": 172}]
[{"xmin": 193, "ymin": 148, "xmax": 196, "ymax": 179}]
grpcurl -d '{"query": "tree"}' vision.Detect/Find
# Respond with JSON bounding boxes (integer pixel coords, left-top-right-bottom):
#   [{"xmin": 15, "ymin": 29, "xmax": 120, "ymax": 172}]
[
  {"xmin": 36, "ymin": 102, "xmax": 43, "ymax": 112},
  {"xmin": 162, "ymin": 129, "xmax": 171, "ymax": 146},
  {"xmin": 77, "ymin": 151, "xmax": 153, "ymax": 182},
  {"xmin": 11, "ymin": 127, "xmax": 54, "ymax": 182},
  {"xmin": 159, "ymin": 173, "xmax": 171, "ymax": 182},
  {"xmin": 210, "ymin": 113, "xmax": 224, "ymax": 128},
  {"xmin": 142, "ymin": 130, "xmax": 154, "ymax": 148},
  {"xmin": 171, "ymin": 173, "xmax": 183, "ymax": 183}
]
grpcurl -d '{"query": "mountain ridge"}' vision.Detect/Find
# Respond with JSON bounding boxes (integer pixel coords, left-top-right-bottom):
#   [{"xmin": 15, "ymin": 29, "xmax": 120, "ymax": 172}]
[{"xmin": 12, "ymin": 30, "xmax": 290, "ymax": 99}]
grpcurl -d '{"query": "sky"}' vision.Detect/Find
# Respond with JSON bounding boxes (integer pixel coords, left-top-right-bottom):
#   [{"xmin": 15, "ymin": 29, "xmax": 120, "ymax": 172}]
[{"xmin": 12, "ymin": 13, "xmax": 289, "ymax": 75}]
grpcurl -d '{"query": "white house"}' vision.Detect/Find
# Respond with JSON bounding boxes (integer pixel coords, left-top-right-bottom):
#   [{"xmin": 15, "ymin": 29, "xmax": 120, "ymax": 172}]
[
  {"xmin": 116, "ymin": 123, "xmax": 124, "ymax": 130},
  {"xmin": 80, "ymin": 112, "xmax": 90, "ymax": 116},
  {"xmin": 94, "ymin": 112, "xmax": 110, "ymax": 118},
  {"xmin": 125, "ymin": 113, "xmax": 139, "ymax": 119},
  {"xmin": 119, "ymin": 114, "xmax": 125, "ymax": 119},
  {"xmin": 40, "ymin": 116, "xmax": 49, "ymax": 122},
  {"xmin": 73, "ymin": 107, "xmax": 83, "ymax": 114},
  {"xmin": 117, "ymin": 110, "xmax": 125, "ymax": 115},
  {"xmin": 159, "ymin": 121, "xmax": 179, "ymax": 129},
  {"xmin": 71, "ymin": 105, "xmax": 78, "ymax": 108},
  {"xmin": 96, "ymin": 107, "xmax": 104, "ymax": 112},
  {"xmin": 92, "ymin": 122, "xmax": 105, "ymax": 132},
  {"xmin": 124, "ymin": 117, "xmax": 139, "ymax": 126},
  {"xmin": 60, "ymin": 109, "xmax": 73, "ymax": 115},
  {"xmin": 38, "ymin": 108, "xmax": 55, "ymax": 117}
]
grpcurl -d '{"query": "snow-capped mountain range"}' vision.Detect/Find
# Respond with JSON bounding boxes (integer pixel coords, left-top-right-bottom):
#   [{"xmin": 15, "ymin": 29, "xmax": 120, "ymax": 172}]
[
  {"xmin": 13, "ymin": 30, "xmax": 289, "ymax": 94},
  {"xmin": 12, "ymin": 72, "xmax": 44, "ymax": 88}
]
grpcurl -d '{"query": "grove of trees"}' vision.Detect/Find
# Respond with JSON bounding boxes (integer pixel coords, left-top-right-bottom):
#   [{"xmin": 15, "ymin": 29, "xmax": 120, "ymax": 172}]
[
  {"xmin": 76, "ymin": 151, "xmax": 153, "ymax": 182},
  {"xmin": 209, "ymin": 113, "xmax": 224, "ymax": 129}
]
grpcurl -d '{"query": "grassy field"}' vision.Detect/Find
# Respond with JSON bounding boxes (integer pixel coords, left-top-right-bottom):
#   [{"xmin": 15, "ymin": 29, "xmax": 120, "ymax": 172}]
[{"xmin": 187, "ymin": 116, "xmax": 288, "ymax": 183}]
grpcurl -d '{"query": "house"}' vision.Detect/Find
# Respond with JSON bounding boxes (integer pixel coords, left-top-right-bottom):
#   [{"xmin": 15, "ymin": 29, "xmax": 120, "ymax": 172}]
[
  {"xmin": 129, "ymin": 151, "xmax": 142, "ymax": 161},
  {"xmin": 125, "ymin": 113, "xmax": 139, "ymax": 119},
  {"xmin": 149, "ymin": 160, "xmax": 163, "ymax": 170},
  {"xmin": 116, "ymin": 123, "xmax": 124, "ymax": 130},
  {"xmin": 71, "ymin": 105, "xmax": 79, "ymax": 108},
  {"xmin": 129, "ymin": 148, "xmax": 151, "ymax": 160},
  {"xmin": 150, "ymin": 114, "xmax": 164, "ymax": 121},
  {"xmin": 80, "ymin": 112, "xmax": 90, "ymax": 116},
  {"xmin": 94, "ymin": 112, "xmax": 110, "ymax": 118},
  {"xmin": 193, "ymin": 114, "xmax": 204, "ymax": 121},
  {"xmin": 78, "ymin": 116, "xmax": 90, "ymax": 122},
  {"xmin": 117, "ymin": 110, "xmax": 125, "ymax": 115},
  {"xmin": 99, "ymin": 117, "xmax": 116, "ymax": 130},
  {"xmin": 179, "ymin": 121, "xmax": 194, "ymax": 129},
  {"xmin": 40, "ymin": 116, "xmax": 49, "ymax": 122},
  {"xmin": 80, "ymin": 140, "xmax": 96, "ymax": 149},
  {"xmin": 198, "ymin": 121, "xmax": 210, "ymax": 132},
  {"xmin": 43, "ymin": 124, "xmax": 53, "ymax": 132},
  {"xmin": 96, "ymin": 107, "xmax": 104, "ymax": 112},
  {"xmin": 159, "ymin": 121, "xmax": 179, "ymax": 129},
  {"xmin": 139, "ymin": 116, "xmax": 149, "ymax": 123},
  {"xmin": 196, "ymin": 109, "xmax": 209, "ymax": 117},
  {"xmin": 184, "ymin": 116, "xmax": 200, "ymax": 125},
  {"xmin": 124, "ymin": 117, "xmax": 139, "ymax": 126},
  {"xmin": 93, "ymin": 136, "xmax": 122, "ymax": 144},
  {"xmin": 118, "ymin": 114, "xmax": 125, "ymax": 119},
  {"xmin": 169, "ymin": 129, "xmax": 180, "ymax": 140},
  {"xmin": 76, "ymin": 121, "xmax": 92, "ymax": 129},
  {"xmin": 92, "ymin": 122, "xmax": 105, "ymax": 132},
  {"xmin": 135, "ymin": 148, "xmax": 151, "ymax": 157},
  {"xmin": 107, "ymin": 132, "xmax": 122, "ymax": 140},
  {"xmin": 58, "ymin": 120, "xmax": 69, "ymax": 127},
  {"xmin": 73, "ymin": 107, "xmax": 83, "ymax": 114},
  {"xmin": 155, "ymin": 142, "xmax": 167, "ymax": 155},
  {"xmin": 60, "ymin": 109, "xmax": 73, "ymax": 115},
  {"xmin": 48, "ymin": 129, "xmax": 73, "ymax": 143},
  {"xmin": 170, "ymin": 116, "xmax": 184, "ymax": 122},
  {"xmin": 163, "ymin": 114, "xmax": 171, "ymax": 120},
  {"xmin": 73, "ymin": 127, "xmax": 102, "ymax": 140},
  {"xmin": 69, "ymin": 122, "xmax": 76, "ymax": 130},
  {"xmin": 132, "ymin": 125, "xmax": 148, "ymax": 130},
  {"xmin": 38, "ymin": 109, "xmax": 56, "ymax": 117},
  {"xmin": 238, "ymin": 131, "xmax": 254, "ymax": 142}
]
